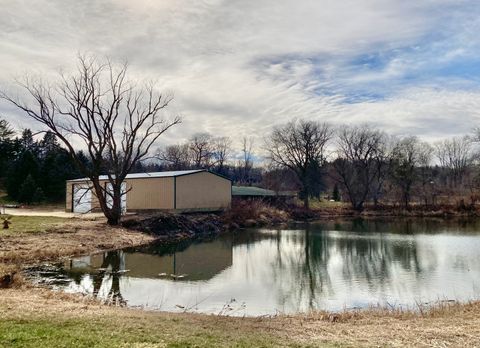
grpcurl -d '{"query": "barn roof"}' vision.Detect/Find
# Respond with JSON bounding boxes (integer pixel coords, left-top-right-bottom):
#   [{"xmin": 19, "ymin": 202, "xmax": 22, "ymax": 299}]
[{"xmin": 67, "ymin": 169, "xmax": 226, "ymax": 182}]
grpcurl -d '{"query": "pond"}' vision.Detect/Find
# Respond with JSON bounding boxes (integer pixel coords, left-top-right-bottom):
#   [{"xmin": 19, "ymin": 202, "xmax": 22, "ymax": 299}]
[{"xmin": 26, "ymin": 218, "xmax": 480, "ymax": 316}]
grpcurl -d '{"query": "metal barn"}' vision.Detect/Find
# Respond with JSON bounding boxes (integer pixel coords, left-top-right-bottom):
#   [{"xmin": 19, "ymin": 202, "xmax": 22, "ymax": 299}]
[{"xmin": 66, "ymin": 170, "xmax": 232, "ymax": 214}]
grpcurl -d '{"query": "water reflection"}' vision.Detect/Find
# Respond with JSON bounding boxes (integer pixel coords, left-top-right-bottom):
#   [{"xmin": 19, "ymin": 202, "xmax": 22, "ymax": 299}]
[{"xmin": 28, "ymin": 218, "xmax": 480, "ymax": 315}]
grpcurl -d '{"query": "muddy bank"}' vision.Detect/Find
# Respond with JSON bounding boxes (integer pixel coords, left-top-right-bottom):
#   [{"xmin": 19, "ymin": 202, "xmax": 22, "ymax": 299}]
[
  {"xmin": 122, "ymin": 213, "xmax": 227, "ymax": 242},
  {"xmin": 122, "ymin": 201, "xmax": 292, "ymax": 242}
]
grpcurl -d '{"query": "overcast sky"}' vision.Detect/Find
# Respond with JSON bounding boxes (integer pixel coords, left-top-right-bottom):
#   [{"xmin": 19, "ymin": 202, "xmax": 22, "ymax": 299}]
[{"xmin": 1, "ymin": 0, "xmax": 480, "ymax": 149}]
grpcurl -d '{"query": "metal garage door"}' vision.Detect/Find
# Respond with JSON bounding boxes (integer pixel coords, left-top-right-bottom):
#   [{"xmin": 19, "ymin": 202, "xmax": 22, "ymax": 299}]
[
  {"xmin": 106, "ymin": 182, "xmax": 127, "ymax": 214},
  {"xmin": 73, "ymin": 184, "xmax": 92, "ymax": 213}
]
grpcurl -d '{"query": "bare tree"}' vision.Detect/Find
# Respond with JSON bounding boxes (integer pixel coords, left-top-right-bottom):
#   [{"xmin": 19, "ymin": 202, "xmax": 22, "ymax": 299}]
[
  {"xmin": 213, "ymin": 136, "xmax": 231, "ymax": 173},
  {"xmin": 370, "ymin": 135, "xmax": 392, "ymax": 207},
  {"xmin": 188, "ymin": 133, "xmax": 215, "ymax": 169},
  {"xmin": 435, "ymin": 136, "xmax": 474, "ymax": 187},
  {"xmin": 390, "ymin": 136, "xmax": 432, "ymax": 209},
  {"xmin": 239, "ymin": 136, "xmax": 254, "ymax": 184},
  {"xmin": 416, "ymin": 142, "xmax": 435, "ymax": 207},
  {"xmin": 266, "ymin": 120, "xmax": 332, "ymax": 209},
  {"xmin": 333, "ymin": 125, "xmax": 386, "ymax": 211},
  {"xmin": 0, "ymin": 55, "xmax": 180, "ymax": 225},
  {"xmin": 157, "ymin": 144, "xmax": 190, "ymax": 170}
]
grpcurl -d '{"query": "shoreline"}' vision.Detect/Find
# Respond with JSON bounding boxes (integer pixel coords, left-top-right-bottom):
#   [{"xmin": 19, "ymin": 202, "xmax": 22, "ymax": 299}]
[
  {"xmin": 2, "ymin": 212, "xmax": 480, "ymax": 346},
  {"xmin": 1, "ymin": 286, "xmax": 480, "ymax": 347}
]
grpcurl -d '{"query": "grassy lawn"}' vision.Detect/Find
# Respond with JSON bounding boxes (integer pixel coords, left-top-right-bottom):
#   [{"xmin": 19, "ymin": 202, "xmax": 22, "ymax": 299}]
[
  {"xmin": 0, "ymin": 215, "xmax": 68, "ymax": 235},
  {"xmin": 0, "ymin": 289, "xmax": 327, "ymax": 348},
  {"xmin": 0, "ymin": 317, "xmax": 315, "ymax": 348},
  {"xmin": 308, "ymin": 199, "xmax": 347, "ymax": 210}
]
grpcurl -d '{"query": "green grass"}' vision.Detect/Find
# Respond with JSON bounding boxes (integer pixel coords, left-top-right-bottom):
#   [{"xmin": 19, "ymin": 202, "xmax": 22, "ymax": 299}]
[
  {"xmin": 308, "ymin": 199, "xmax": 347, "ymax": 210},
  {"xmin": 0, "ymin": 316, "xmax": 319, "ymax": 348},
  {"xmin": 0, "ymin": 215, "xmax": 68, "ymax": 235}
]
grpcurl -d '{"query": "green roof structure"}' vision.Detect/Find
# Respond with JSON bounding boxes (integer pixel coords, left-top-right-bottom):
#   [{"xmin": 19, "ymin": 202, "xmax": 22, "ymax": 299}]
[{"xmin": 232, "ymin": 186, "xmax": 296, "ymax": 197}]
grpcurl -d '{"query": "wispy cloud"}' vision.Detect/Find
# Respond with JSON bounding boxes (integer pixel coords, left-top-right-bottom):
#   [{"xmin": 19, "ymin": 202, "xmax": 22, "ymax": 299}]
[{"xmin": 1, "ymin": 0, "xmax": 479, "ymax": 150}]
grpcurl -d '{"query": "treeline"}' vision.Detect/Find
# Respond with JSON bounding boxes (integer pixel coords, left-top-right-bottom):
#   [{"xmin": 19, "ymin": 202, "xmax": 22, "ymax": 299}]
[
  {"xmin": 265, "ymin": 120, "xmax": 479, "ymax": 210},
  {"xmin": 0, "ymin": 120, "xmax": 81, "ymax": 204},
  {"xmin": 137, "ymin": 133, "xmax": 264, "ymax": 185},
  {"xmin": 2, "ymin": 116, "xmax": 479, "ymax": 211},
  {"xmin": 152, "ymin": 120, "xmax": 480, "ymax": 211}
]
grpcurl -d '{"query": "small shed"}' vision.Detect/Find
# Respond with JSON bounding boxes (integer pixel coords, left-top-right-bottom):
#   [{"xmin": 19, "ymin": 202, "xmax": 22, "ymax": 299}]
[
  {"xmin": 232, "ymin": 186, "xmax": 296, "ymax": 203},
  {"xmin": 66, "ymin": 170, "xmax": 232, "ymax": 214}
]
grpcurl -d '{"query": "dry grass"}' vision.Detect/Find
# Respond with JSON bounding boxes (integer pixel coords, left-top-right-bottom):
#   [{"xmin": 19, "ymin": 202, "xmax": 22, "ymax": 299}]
[
  {"xmin": 1, "ymin": 214, "xmax": 480, "ymax": 346},
  {"xmin": 0, "ymin": 215, "xmax": 67, "ymax": 235},
  {"xmin": 1, "ymin": 287, "xmax": 480, "ymax": 347},
  {"xmin": 223, "ymin": 200, "xmax": 290, "ymax": 227},
  {"xmin": 0, "ymin": 216, "xmax": 154, "ymax": 280}
]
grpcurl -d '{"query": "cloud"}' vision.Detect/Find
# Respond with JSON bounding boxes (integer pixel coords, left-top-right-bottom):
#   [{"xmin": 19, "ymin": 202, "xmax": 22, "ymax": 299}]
[{"xmin": 0, "ymin": 0, "xmax": 479, "ymax": 152}]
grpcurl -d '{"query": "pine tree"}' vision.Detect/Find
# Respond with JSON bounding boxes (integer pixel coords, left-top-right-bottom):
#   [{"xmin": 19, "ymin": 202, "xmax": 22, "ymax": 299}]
[
  {"xmin": 0, "ymin": 119, "xmax": 16, "ymax": 177},
  {"xmin": 6, "ymin": 150, "xmax": 39, "ymax": 200},
  {"xmin": 18, "ymin": 174, "xmax": 37, "ymax": 204},
  {"xmin": 32, "ymin": 187, "xmax": 46, "ymax": 203}
]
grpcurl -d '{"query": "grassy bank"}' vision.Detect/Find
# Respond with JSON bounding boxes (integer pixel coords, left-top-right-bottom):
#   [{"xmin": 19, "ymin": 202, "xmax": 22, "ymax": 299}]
[
  {"xmin": 1, "ymin": 287, "xmax": 480, "ymax": 347},
  {"xmin": 0, "ymin": 215, "xmax": 154, "ymax": 282},
  {"xmin": 2, "ymin": 213, "xmax": 480, "ymax": 347}
]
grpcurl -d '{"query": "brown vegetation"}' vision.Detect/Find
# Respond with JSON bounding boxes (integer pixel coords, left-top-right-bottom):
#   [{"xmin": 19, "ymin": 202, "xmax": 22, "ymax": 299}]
[
  {"xmin": 0, "ymin": 217, "xmax": 154, "ymax": 282},
  {"xmin": 222, "ymin": 199, "xmax": 290, "ymax": 227},
  {"xmin": 1, "ymin": 212, "xmax": 480, "ymax": 346},
  {"xmin": 1, "ymin": 286, "xmax": 480, "ymax": 347}
]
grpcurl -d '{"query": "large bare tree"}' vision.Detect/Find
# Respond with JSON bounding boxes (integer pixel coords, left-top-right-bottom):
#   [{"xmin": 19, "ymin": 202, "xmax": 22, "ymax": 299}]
[
  {"xmin": 188, "ymin": 133, "xmax": 215, "ymax": 169},
  {"xmin": 0, "ymin": 56, "xmax": 180, "ymax": 225},
  {"xmin": 435, "ymin": 136, "xmax": 474, "ymax": 187},
  {"xmin": 333, "ymin": 125, "xmax": 386, "ymax": 211},
  {"xmin": 390, "ymin": 136, "xmax": 432, "ymax": 209},
  {"xmin": 157, "ymin": 144, "xmax": 191, "ymax": 170},
  {"xmin": 266, "ymin": 119, "xmax": 332, "ymax": 209}
]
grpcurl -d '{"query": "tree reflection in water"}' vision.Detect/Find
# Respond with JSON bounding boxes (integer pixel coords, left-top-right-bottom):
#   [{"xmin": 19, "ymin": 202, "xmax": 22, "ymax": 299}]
[
  {"xmin": 31, "ymin": 218, "xmax": 480, "ymax": 315},
  {"xmin": 263, "ymin": 219, "xmax": 447, "ymax": 312},
  {"xmin": 91, "ymin": 251, "xmax": 126, "ymax": 305}
]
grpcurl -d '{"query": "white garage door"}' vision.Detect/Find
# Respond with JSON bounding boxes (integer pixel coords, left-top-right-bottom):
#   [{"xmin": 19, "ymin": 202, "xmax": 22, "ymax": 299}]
[
  {"xmin": 73, "ymin": 184, "xmax": 92, "ymax": 214},
  {"xmin": 106, "ymin": 182, "xmax": 127, "ymax": 215}
]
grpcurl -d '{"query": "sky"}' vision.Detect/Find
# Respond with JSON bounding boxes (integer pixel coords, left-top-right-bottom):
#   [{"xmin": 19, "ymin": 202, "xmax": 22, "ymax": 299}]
[{"xmin": 1, "ymin": 0, "xmax": 480, "ymax": 150}]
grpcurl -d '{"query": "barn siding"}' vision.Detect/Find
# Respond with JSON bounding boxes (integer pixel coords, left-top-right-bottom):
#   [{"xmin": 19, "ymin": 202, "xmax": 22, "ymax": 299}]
[
  {"xmin": 125, "ymin": 177, "xmax": 174, "ymax": 210},
  {"xmin": 175, "ymin": 172, "xmax": 231, "ymax": 210},
  {"xmin": 65, "ymin": 183, "xmax": 73, "ymax": 212},
  {"xmin": 66, "ymin": 171, "xmax": 230, "ymax": 212}
]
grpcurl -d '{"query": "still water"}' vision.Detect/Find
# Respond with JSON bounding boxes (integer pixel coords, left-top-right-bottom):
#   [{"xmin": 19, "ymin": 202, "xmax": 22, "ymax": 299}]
[{"xmin": 27, "ymin": 219, "xmax": 480, "ymax": 316}]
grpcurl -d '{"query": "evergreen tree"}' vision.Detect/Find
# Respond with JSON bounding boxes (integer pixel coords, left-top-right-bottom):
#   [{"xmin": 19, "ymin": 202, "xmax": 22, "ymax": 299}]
[
  {"xmin": 0, "ymin": 119, "xmax": 14, "ymax": 140},
  {"xmin": 38, "ymin": 131, "xmax": 59, "ymax": 158},
  {"xmin": 32, "ymin": 187, "xmax": 46, "ymax": 203},
  {"xmin": 18, "ymin": 174, "xmax": 37, "ymax": 204},
  {"xmin": 0, "ymin": 119, "xmax": 17, "ymax": 177},
  {"xmin": 6, "ymin": 150, "xmax": 39, "ymax": 200},
  {"xmin": 20, "ymin": 129, "xmax": 37, "ymax": 153}
]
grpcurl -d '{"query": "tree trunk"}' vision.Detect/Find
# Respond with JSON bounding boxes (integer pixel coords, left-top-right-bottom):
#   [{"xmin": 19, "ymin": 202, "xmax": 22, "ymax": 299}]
[
  {"xmin": 302, "ymin": 182, "xmax": 310, "ymax": 210},
  {"xmin": 92, "ymin": 180, "xmax": 122, "ymax": 226},
  {"xmin": 354, "ymin": 201, "xmax": 364, "ymax": 212},
  {"xmin": 107, "ymin": 186, "xmax": 122, "ymax": 226},
  {"xmin": 304, "ymin": 195, "xmax": 309, "ymax": 210}
]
